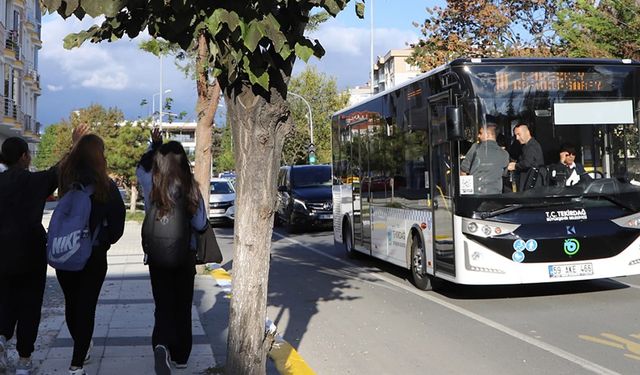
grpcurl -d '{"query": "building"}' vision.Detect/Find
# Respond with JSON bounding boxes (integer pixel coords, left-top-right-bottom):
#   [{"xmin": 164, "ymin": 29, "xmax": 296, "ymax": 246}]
[
  {"xmin": 373, "ymin": 48, "xmax": 421, "ymax": 94},
  {"xmin": 345, "ymin": 48, "xmax": 421, "ymax": 107},
  {"xmin": 160, "ymin": 121, "xmax": 196, "ymax": 159},
  {"xmin": 0, "ymin": 0, "xmax": 42, "ymax": 155}
]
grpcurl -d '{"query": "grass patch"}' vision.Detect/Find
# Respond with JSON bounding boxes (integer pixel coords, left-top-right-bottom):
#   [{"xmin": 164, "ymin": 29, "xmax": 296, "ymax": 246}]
[{"xmin": 126, "ymin": 211, "xmax": 145, "ymax": 223}]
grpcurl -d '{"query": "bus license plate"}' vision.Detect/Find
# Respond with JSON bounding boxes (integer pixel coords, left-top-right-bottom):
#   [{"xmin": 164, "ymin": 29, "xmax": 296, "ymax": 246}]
[{"xmin": 548, "ymin": 263, "xmax": 593, "ymax": 278}]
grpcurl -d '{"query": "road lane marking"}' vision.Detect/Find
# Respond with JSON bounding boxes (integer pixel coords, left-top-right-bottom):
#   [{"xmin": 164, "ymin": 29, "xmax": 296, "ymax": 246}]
[
  {"xmin": 275, "ymin": 233, "xmax": 621, "ymax": 375},
  {"xmin": 206, "ymin": 263, "xmax": 317, "ymax": 375}
]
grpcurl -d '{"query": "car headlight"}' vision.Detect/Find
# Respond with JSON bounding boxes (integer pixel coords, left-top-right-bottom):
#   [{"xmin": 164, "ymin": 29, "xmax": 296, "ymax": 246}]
[{"xmin": 293, "ymin": 198, "xmax": 308, "ymax": 210}]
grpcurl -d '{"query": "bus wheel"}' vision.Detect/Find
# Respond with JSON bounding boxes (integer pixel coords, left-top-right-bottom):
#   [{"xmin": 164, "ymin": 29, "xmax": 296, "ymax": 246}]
[
  {"xmin": 410, "ymin": 233, "xmax": 433, "ymax": 291},
  {"xmin": 343, "ymin": 221, "xmax": 358, "ymax": 259}
]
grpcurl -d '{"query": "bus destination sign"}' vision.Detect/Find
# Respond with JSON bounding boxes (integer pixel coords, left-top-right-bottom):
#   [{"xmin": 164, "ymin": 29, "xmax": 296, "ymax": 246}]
[{"xmin": 496, "ymin": 71, "xmax": 612, "ymax": 92}]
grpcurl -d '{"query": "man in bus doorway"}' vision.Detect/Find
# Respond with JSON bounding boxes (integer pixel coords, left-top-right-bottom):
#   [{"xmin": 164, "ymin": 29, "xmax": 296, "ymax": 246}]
[
  {"xmin": 507, "ymin": 122, "xmax": 544, "ymax": 191},
  {"xmin": 460, "ymin": 123, "xmax": 509, "ymax": 195}
]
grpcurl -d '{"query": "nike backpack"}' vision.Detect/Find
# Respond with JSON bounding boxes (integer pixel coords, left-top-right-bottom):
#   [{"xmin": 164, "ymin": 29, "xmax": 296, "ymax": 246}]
[
  {"xmin": 142, "ymin": 198, "xmax": 191, "ymax": 268},
  {"xmin": 47, "ymin": 184, "xmax": 100, "ymax": 271}
]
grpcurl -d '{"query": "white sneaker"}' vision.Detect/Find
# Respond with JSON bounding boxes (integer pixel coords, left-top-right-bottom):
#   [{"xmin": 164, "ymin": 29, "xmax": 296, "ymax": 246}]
[
  {"xmin": 16, "ymin": 357, "xmax": 33, "ymax": 375},
  {"xmin": 154, "ymin": 345, "xmax": 171, "ymax": 375},
  {"xmin": 171, "ymin": 360, "xmax": 187, "ymax": 369},
  {"xmin": 0, "ymin": 335, "xmax": 7, "ymax": 371},
  {"xmin": 68, "ymin": 367, "xmax": 86, "ymax": 375}
]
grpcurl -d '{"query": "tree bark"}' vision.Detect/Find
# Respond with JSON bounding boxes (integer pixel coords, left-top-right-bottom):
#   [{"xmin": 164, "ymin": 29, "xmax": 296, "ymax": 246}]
[
  {"xmin": 129, "ymin": 183, "xmax": 138, "ymax": 213},
  {"xmin": 224, "ymin": 87, "xmax": 291, "ymax": 375},
  {"xmin": 193, "ymin": 32, "xmax": 221, "ymax": 205}
]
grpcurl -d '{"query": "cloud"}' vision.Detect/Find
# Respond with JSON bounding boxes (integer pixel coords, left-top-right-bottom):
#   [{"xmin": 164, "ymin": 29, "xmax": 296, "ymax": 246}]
[{"xmin": 46, "ymin": 84, "xmax": 64, "ymax": 92}]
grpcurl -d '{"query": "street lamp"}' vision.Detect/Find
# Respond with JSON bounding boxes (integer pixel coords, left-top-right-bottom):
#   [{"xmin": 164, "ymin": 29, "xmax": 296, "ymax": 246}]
[
  {"xmin": 288, "ymin": 92, "xmax": 314, "ymax": 144},
  {"xmin": 152, "ymin": 89, "xmax": 172, "ymax": 125},
  {"xmin": 288, "ymin": 91, "xmax": 316, "ymax": 164}
]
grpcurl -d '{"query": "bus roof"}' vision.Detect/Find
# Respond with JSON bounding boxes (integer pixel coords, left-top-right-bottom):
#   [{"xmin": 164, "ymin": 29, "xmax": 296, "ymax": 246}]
[{"xmin": 333, "ymin": 57, "xmax": 640, "ymax": 117}]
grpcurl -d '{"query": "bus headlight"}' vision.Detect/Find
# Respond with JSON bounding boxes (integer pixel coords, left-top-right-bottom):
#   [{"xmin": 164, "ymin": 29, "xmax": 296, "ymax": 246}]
[
  {"xmin": 462, "ymin": 218, "xmax": 520, "ymax": 238},
  {"xmin": 613, "ymin": 213, "xmax": 640, "ymax": 229},
  {"xmin": 467, "ymin": 222, "xmax": 478, "ymax": 233}
]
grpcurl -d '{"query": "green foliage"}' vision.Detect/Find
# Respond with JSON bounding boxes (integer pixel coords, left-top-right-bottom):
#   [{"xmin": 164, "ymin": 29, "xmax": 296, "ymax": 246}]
[
  {"xmin": 107, "ymin": 121, "xmax": 149, "ymax": 186},
  {"xmin": 33, "ymin": 123, "xmax": 72, "ymax": 170},
  {"xmin": 43, "ymin": 0, "xmax": 365, "ymax": 96},
  {"xmin": 283, "ymin": 66, "xmax": 349, "ymax": 165},
  {"xmin": 214, "ymin": 124, "xmax": 235, "ymax": 172},
  {"xmin": 555, "ymin": 0, "xmax": 640, "ymax": 60}
]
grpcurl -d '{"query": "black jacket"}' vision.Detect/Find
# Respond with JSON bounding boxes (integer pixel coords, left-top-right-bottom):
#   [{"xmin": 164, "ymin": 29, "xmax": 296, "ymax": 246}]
[{"xmin": 0, "ymin": 167, "xmax": 57, "ymax": 275}]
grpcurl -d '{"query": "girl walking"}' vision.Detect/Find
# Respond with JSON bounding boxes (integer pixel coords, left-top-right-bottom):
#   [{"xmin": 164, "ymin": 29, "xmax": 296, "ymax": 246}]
[
  {"xmin": 55, "ymin": 133, "xmax": 125, "ymax": 375},
  {"xmin": 137, "ymin": 129, "xmax": 207, "ymax": 375}
]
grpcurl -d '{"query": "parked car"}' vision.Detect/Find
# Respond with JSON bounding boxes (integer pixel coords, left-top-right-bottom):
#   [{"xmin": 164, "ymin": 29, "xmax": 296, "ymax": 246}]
[
  {"xmin": 209, "ymin": 178, "xmax": 235, "ymax": 224},
  {"xmin": 275, "ymin": 164, "xmax": 333, "ymax": 232}
]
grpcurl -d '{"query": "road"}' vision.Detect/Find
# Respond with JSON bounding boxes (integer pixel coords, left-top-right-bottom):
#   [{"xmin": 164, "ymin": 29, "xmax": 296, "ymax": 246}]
[{"xmin": 211, "ymin": 224, "xmax": 640, "ymax": 375}]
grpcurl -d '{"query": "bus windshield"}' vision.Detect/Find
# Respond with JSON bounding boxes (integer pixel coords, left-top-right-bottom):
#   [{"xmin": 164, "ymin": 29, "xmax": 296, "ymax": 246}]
[{"xmin": 456, "ymin": 63, "xmax": 640, "ymax": 210}]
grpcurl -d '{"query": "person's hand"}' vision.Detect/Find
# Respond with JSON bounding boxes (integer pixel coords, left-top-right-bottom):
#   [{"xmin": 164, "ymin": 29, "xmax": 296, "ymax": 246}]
[
  {"xmin": 507, "ymin": 161, "xmax": 516, "ymax": 171},
  {"xmin": 559, "ymin": 151, "xmax": 568, "ymax": 165},
  {"xmin": 72, "ymin": 124, "xmax": 89, "ymax": 144},
  {"xmin": 151, "ymin": 127, "xmax": 162, "ymax": 144}
]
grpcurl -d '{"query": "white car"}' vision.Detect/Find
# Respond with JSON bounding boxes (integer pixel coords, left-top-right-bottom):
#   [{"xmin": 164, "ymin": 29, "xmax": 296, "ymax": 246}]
[{"xmin": 209, "ymin": 178, "xmax": 235, "ymax": 223}]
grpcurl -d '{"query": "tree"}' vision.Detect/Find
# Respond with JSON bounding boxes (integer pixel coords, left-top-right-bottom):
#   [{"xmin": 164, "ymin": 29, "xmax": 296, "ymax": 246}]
[
  {"xmin": 409, "ymin": 0, "xmax": 567, "ymax": 71},
  {"xmin": 41, "ymin": 2, "xmax": 365, "ymax": 374},
  {"xmin": 283, "ymin": 66, "xmax": 349, "ymax": 165},
  {"xmin": 214, "ymin": 125, "xmax": 235, "ymax": 173},
  {"xmin": 108, "ymin": 121, "xmax": 150, "ymax": 212},
  {"xmin": 555, "ymin": 0, "xmax": 640, "ymax": 60},
  {"xmin": 33, "ymin": 123, "xmax": 72, "ymax": 170}
]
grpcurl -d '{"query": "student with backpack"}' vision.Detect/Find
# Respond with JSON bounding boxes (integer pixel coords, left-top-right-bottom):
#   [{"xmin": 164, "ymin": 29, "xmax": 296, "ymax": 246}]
[
  {"xmin": 137, "ymin": 129, "xmax": 207, "ymax": 375},
  {"xmin": 0, "ymin": 127, "xmax": 86, "ymax": 375},
  {"xmin": 53, "ymin": 133, "xmax": 125, "ymax": 375}
]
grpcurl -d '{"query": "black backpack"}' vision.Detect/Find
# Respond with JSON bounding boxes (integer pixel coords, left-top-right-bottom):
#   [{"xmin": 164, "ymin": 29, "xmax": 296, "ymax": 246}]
[{"xmin": 142, "ymin": 198, "xmax": 191, "ymax": 268}]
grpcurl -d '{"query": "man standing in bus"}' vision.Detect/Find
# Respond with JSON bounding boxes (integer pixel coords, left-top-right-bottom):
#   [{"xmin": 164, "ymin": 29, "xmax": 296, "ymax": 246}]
[
  {"xmin": 550, "ymin": 143, "xmax": 589, "ymax": 186},
  {"xmin": 507, "ymin": 122, "xmax": 544, "ymax": 191},
  {"xmin": 460, "ymin": 123, "xmax": 509, "ymax": 195}
]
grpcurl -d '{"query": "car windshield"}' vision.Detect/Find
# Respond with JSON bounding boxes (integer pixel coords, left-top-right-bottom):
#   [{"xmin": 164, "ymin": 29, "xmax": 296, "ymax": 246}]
[
  {"xmin": 211, "ymin": 181, "xmax": 234, "ymax": 194},
  {"xmin": 291, "ymin": 166, "xmax": 332, "ymax": 188}
]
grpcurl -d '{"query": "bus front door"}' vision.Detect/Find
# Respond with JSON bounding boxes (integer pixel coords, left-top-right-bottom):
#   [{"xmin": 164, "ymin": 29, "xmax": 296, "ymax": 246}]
[{"xmin": 430, "ymin": 99, "xmax": 455, "ymax": 276}]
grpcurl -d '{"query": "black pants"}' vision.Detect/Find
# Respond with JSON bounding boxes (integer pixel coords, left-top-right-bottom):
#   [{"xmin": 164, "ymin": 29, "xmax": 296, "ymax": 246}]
[
  {"xmin": 56, "ymin": 250, "xmax": 107, "ymax": 368},
  {"xmin": 0, "ymin": 263, "xmax": 46, "ymax": 358},
  {"xmin": 149, "ymin": 256, "xmax": 195, "ymax": 364}
]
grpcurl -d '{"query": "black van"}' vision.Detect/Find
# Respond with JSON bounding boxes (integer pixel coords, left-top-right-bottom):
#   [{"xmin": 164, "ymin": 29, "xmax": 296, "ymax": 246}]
[{"xmin": 275, "ymin": 164, "xmax": 333, "ymax": 232}]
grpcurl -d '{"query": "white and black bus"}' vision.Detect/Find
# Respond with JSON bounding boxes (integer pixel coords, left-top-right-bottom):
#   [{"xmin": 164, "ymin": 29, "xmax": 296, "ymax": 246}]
[{"xmin": 331, "ymin": 58, "xmax": 640, "ymax": 290}]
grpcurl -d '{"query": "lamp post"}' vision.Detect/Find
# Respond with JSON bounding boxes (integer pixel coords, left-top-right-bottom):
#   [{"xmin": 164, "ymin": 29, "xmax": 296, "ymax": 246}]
[
  {"xmin": 288, "ymin": 92, "xmax": 313, "ymax": 144},
  {"xmin": 288, "ymin": 91, "xmax": 315, "ymax": 164},
  {"xmin": 152, "ymin": 89, "xmax": 172, "ymax": 125}
]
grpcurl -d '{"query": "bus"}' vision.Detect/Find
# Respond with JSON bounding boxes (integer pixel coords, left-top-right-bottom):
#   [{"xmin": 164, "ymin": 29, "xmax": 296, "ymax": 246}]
[{"xmin": 331, "ymin": 58, "xmax": 640, "ymax": 290}]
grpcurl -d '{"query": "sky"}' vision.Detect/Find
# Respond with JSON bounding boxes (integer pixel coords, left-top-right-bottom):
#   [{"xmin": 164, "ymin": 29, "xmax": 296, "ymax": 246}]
[{"xmin": 37, "ymin": 1, "xmax": 438, "ymax": 126}]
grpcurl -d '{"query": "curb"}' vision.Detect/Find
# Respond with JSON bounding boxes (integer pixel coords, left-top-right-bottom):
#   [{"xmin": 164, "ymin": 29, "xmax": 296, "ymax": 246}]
[{"xmin": 206, "ymin": 265, "xmax": 316, "ymax": 375}]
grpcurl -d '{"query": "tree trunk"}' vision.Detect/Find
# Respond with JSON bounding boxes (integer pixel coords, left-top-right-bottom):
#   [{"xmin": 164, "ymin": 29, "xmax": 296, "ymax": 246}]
[
  {"xmin": 129, "ymin": 183, "xmax": 138, "ymax": 213},
  {"xmin": 193, "ymin": 32, "xmax": 221, "ymax": 205},
  {"xmin": 224, "ymin": 87, "xmax": 291, "ymax": 375}
]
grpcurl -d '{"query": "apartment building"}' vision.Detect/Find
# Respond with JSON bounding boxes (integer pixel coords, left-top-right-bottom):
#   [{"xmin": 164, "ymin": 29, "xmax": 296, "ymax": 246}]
[
  {"xmin": 0, "ymin": 0, "xmax": 41, "ymax": 154},
  {"xmin": 347, "ymin": 48, "xmax": 421, "ymax": 106},
  {"xmin": 373, "ymin": 48, "xmax": 421, "ymax": 94}
]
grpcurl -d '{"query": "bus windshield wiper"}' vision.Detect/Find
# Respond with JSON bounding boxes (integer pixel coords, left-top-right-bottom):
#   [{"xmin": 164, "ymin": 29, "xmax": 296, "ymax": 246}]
[{"xmin": 477, "ymin": 200, "xmax": 571, "ymax": 219}]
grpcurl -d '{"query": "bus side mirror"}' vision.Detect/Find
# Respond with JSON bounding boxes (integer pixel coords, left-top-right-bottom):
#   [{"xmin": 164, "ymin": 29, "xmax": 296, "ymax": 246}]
[{"xmin": 446, "ymin": 106, "xmax": 463, "ymax": 141}]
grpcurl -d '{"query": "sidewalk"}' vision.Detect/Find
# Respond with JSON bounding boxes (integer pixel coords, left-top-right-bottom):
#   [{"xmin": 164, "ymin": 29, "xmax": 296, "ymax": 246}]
[{"xmin": 33, "ymin": 220, "xmax": 218, "ymax": 374}]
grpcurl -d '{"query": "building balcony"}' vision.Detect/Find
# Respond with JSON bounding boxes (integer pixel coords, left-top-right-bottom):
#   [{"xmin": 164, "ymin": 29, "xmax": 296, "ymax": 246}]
[
  {"xmin": 5, "ymin": 30, "xmax": 20, "ymax": 60},
  {"xmin": 3, "ymin": 97, "xmax": 20, "ymax": 121}
]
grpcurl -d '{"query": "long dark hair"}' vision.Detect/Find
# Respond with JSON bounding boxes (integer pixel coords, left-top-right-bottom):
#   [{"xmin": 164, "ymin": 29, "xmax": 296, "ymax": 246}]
[
  {"xmin": 0, "ymin": 137, "xmax": 29, "ymax": 167},
  {"xmin": 150, "ymin": 141, "xmax": 199, "ymax": 217},
  {"xmin": 59, "ymin": 134, "xmax": 111, "ymax": 202}
]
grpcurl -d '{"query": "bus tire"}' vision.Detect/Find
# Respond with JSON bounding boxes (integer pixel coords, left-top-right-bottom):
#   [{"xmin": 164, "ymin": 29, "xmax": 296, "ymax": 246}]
[
  {"xmin": 410, "ymin": 233, "xmax": 434, "ymax": 291},
  {"xmin": 343, "ymin": 220, "xmax": 358, "ymax": 259}
]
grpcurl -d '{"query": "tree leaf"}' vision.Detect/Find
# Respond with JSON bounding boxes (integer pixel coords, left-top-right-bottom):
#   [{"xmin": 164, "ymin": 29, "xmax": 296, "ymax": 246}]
[
  {"xmin": 248, "ymin": 68, "xmax": 269, "ymax": 90},
  {"xmin": 294, "ymin": 42, "xmax": 315, "ymax": 62},
  {"xmin": 355, "ymin": 1, "xmax": 365, "ymax": 19},
  {"xmin": 244, "ymin": 20, "xmax": 264, "ymax": 51},
  {"xmin": 79, "ymin": 0, "xmax": 126, "ymax": 18}
]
